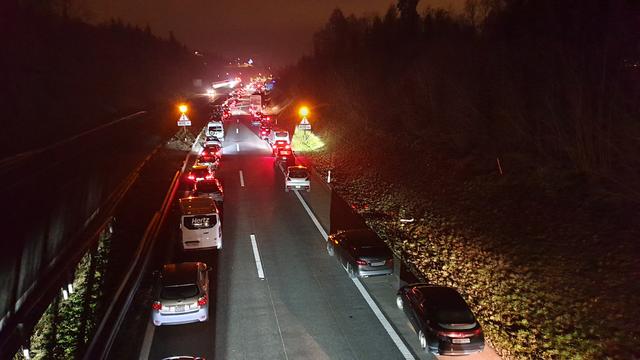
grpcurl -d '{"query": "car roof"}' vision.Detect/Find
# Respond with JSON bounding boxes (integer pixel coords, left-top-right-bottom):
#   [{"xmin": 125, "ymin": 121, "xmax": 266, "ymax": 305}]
[
  {"xmin": 161, "ymin": 262, "xmax": 201, "ymax": 285},
  {"xmin": 179, "ymin": 197, "xmax": 217, "ymax": 215},
  {"xmin": 287, "ymin": 165, "xmax": 307, "ymax": 171},
  {"xmin": 411, "ymin": 285, "xmax": 471, "ymax": 310},
  {"xmin": 195, "ymin": 179, "xmax": 221, "ymax": 190},
  {"xmin": 338, "ymin": 229, "xmax": 385, "ymax": 246}
]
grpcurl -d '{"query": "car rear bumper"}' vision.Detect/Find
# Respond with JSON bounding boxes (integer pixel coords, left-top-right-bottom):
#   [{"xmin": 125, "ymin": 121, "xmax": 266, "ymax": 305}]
[
  {"xmin": 357, "ymin": 267, "xmax": 393, "ymax": 277},
  {"xmin": 152, "ymin": 306, "xmax": 208, "ymax": 326},
  {"xmin": 436, "ymin": 341, "xmax": 484, "ymax": 355},
  {"xmin": 182, "ymin": 237, "xmax": 222, "ymax": 250}
]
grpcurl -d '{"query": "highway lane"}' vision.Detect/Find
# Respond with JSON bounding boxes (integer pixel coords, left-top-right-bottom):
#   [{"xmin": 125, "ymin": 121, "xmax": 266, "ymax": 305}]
[{"xmin": 145, "ymin": 117, "xmax": 408, "ymax": 359}]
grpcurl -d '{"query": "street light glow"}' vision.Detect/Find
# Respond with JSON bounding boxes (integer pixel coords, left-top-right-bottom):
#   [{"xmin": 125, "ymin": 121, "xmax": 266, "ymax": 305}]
[
  {"xmin": 178, "ymin": 104, "xmax": 188, "ymax": 114},
  {"xmin": 298, "ymin": 106, "xmax": 310, "ymax": 118}
]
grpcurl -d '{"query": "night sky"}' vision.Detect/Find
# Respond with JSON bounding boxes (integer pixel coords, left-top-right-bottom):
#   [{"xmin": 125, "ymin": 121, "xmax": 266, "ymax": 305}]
[{"xmin": 83, "ymin": 0, "xmax": 462, "ymax": 66}]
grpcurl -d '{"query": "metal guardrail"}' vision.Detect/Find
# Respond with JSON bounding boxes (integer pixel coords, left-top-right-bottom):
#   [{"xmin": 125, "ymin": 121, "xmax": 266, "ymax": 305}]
[
  {"xmin": 83, "ymin": 170, "xmax": 181, "ymax": 360},
  {"xmin": 0, "ymin": 144, "xmax": 161, "ymax": 359}
]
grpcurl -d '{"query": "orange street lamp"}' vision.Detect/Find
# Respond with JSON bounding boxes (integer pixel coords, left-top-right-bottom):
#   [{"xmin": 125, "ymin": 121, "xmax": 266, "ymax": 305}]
[
  {"xmin": 178, "ymin": 104, "xmax": 188, "ymax": 114},
  {"xmin": 298, "ymin": 106, "xmax": 310, "ymax": 118}
]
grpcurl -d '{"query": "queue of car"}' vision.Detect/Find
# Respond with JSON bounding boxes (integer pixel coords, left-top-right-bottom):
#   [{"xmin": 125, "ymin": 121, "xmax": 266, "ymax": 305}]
[
  {"xmin": 153, "ymin": 85, "xmax": 485, "ymax": 357},
  {"xmin": 151, "ymin": 105, "xmax": 227, "ymax": 329}
]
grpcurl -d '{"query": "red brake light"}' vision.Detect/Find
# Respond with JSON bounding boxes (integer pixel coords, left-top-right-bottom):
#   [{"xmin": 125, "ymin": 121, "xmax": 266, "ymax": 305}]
[
  {"xmin": 198, "ymin": 295, "xmax": 208, "ymax": 306},
  {"xmin": 355, "ymin": 259, "xmax": 367, "ymax": 266},
  {"xmin": 205, "ymin": 174, "xmax": 214, "ymax": 180},
  {"xmin": 285, "ymin": 145, "xmax": 290, "ymax": 149},
  {"xmin": 188, "ymin": 175, "xmax": 195, "ymax": 180},
  {"xmin": 152, "ymin": 301, "xmax": 162, "ymax": 311}
]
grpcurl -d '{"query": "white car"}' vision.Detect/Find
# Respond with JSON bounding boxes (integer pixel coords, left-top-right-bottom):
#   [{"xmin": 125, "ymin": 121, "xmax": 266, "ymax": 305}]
[
  {"xmin": 179, "ymin": 197, "xmax": 222, "ymax": 250},
  {"xmin": 152, "ymin": 262, "xmax": 210, "ymax": 326},
  {"xmin": 269, "ymin": 130, "xmax": 290, "ymax": 145},
  {"xmin": 285, "ymin": 166, "xmax": 310, "ymax": 192},
  {"xmin": 204, "ymin": 135, "xmax": 222, "ymax": 148},
  {"xmin": 206, "ymin": 121, "xmax": 224, "ymax": 141}
]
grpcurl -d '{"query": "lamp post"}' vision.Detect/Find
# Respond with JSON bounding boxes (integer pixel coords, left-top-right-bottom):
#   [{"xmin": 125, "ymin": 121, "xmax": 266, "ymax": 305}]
[{"xmin": 178, "ymin": 103, "xmax": 189, "ymax": 140}]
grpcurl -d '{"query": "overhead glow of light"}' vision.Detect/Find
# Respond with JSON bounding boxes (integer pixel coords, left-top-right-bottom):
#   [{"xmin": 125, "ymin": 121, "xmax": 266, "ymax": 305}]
[
  {"xmin": 178, "ymin": 104, "xmax": 188, "ymax": 113},
  {"xmin": 298, "ymin": 106, "xmax": 310, "ymax": 118}
]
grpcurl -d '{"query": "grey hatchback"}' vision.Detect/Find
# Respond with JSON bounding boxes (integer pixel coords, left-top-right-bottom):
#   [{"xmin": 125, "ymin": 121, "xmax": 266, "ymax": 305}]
[{"xmin": 326, "ymin": 229, "xmax": 394, "ymax": 278}]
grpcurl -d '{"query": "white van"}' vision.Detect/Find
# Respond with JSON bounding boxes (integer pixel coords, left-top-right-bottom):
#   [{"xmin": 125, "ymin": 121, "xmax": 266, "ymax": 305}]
[
  {"xmin": 179, "ymin": 197, "xmax": 222, "ymax": 250},
  {"xmin": 269, "ymin": 130, "xmax": 290, "ymax": 145},
  {"xmin": 206, "ymin": 121, "xmax": 224, "ymax": 141}
]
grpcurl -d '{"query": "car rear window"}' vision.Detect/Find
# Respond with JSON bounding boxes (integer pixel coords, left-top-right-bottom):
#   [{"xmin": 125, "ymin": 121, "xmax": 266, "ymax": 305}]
[
  {"xmin": 357, "ymin": 245, "xmax": 391, "ymax": 257},
  {"xmin": 434, "ymin": 307, "xmax": 476, "ymax": 325},
  {"xmin": 183, "ymin": 215, "xmax": 217, "ymax": 230},
  {"xmin": 197, "ymin": 183, "xmax": 221, "ymax": 193},
  {"xmin": 289, "ymin": 169, "xmax": 308, "ymax": 178},
  {"xmin": 275, "ymin": 131, "xmax": 288, "ymax": 137},
  {"xmin": 192, "ymin": 168, "xmax": 209, "ymax": 176},
  {"xmin": 161, "ymin": 284, "xmax": 199, "ymax": 299}
]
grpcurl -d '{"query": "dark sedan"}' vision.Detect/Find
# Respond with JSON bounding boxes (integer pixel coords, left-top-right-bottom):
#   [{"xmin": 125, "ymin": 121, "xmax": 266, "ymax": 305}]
[
  {"xmin": 396, "ymin": 284, "xmax": 484, "ymax": 356},
  {"xmin": 326, "ymin": 229, "xmax": 394, "ymax": 278}
]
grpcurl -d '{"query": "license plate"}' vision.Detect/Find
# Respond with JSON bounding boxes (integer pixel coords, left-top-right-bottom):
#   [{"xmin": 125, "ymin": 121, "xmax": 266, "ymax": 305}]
[
  {"xmin": 371, "ymin": 261, "xmax": 385, "ymax": 266},
  {"xmin": 295, "ymin": 186, "xmax": 301, "ymax": 188},
  {"xmin": 452, "ymin": 338, "xmax": 470, "ymax": 344},
  {"xmin": 175, "ymin": 305, "xmax": 185, "ymax": 312}
]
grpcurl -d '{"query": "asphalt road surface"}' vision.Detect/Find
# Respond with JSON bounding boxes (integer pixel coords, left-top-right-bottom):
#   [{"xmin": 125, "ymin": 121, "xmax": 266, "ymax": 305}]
[{"xmin": 143, "ymin": 117, "xmax": 410, "ymax": 360}]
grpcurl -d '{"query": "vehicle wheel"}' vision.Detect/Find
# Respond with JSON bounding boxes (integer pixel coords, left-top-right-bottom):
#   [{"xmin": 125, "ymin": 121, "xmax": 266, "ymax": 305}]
[
  {"xmin": 347, "ymin": 263, "xmax": 356, "ymax": 279},
  {"xmin": 396, "ymin": 295, "xmax": 404, "ymax": 310},
  {"xmin": 418, "ymin": 330, "xmax": 427, "ymax": 350},
  {"xmin": 326, "ymin": 242, "xmax": 334, "ymax": 256}
]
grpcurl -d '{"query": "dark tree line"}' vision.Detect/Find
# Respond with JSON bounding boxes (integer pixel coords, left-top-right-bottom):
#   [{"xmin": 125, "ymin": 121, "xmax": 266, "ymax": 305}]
[
  {"xmin": 282, "ymin": 0, "xmax": 640, "ymax": 201},
  {"xmin": 0, "ymin": 1, "xmax": 204, "ymax": 157}
]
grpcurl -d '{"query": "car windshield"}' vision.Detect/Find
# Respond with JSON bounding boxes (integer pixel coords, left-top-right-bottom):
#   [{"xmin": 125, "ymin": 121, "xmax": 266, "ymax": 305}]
[
  {"xmin": 197, "ymin": 183, "xmax": 221, "ymax": 193},
  {"xmin": 289, "ymin": 169, "xmax": 308, "ymax": 178},
  {"xmin": 183, "ymin": 215, "xmax": 217, "ymax": 229},
  {"xmin": 161, "ymin": 284, "xmax": 199, "ymax": 300}
]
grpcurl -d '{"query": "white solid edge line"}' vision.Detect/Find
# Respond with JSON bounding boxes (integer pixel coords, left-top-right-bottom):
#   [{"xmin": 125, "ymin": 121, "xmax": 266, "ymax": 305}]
[
  {"xmin": 236, "ymin": 128, "xmax": 239, "ymax": 134},
  {"xmin": 293, "ymin": 191, "xmax": 328, "ymax": 240},
  {"xmin": 292, "ymin": 190, "xmax": 415, "ymax": 360},
  {"xmin": 239, "ymin": 170, "xmax": 245, "ymax": 187},
  {"xmin": 250, "ymin": 234, "xmax": 265, "ymax": 279},
  {"xmin": 138, "ymin": 319, "xmax": 155, "ymax": 360},
  {"xmin": 236, "ymin": 143, "xmax": 240, "ymax": 152}
]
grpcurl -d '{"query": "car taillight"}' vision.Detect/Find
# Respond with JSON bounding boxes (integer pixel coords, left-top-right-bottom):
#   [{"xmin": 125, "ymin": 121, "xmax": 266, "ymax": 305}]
[
  {"xmin": 386, "ymin": 258, "xmax": 394, "ymax": 266},
  {"xmin": 206, "ymin": 174, "xmax": 214, "ymax": 180},
  {"xmin": 188, "ymin": 175, "xmax": 195, "ymax": 180},
  {"xmin": 285, "ymin": 145, "xmax": 290, "ymax": 149},
  {"xmin": 152, "ymin": 301, "xmax": 162, "ymax": 311},
  {"xmin": 198, "ymin": 295, "xmax": 208, "ymax": 307},
  {"xmin": 355, "ymin": 259, "xmax": 367, "ymax": 266}
]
